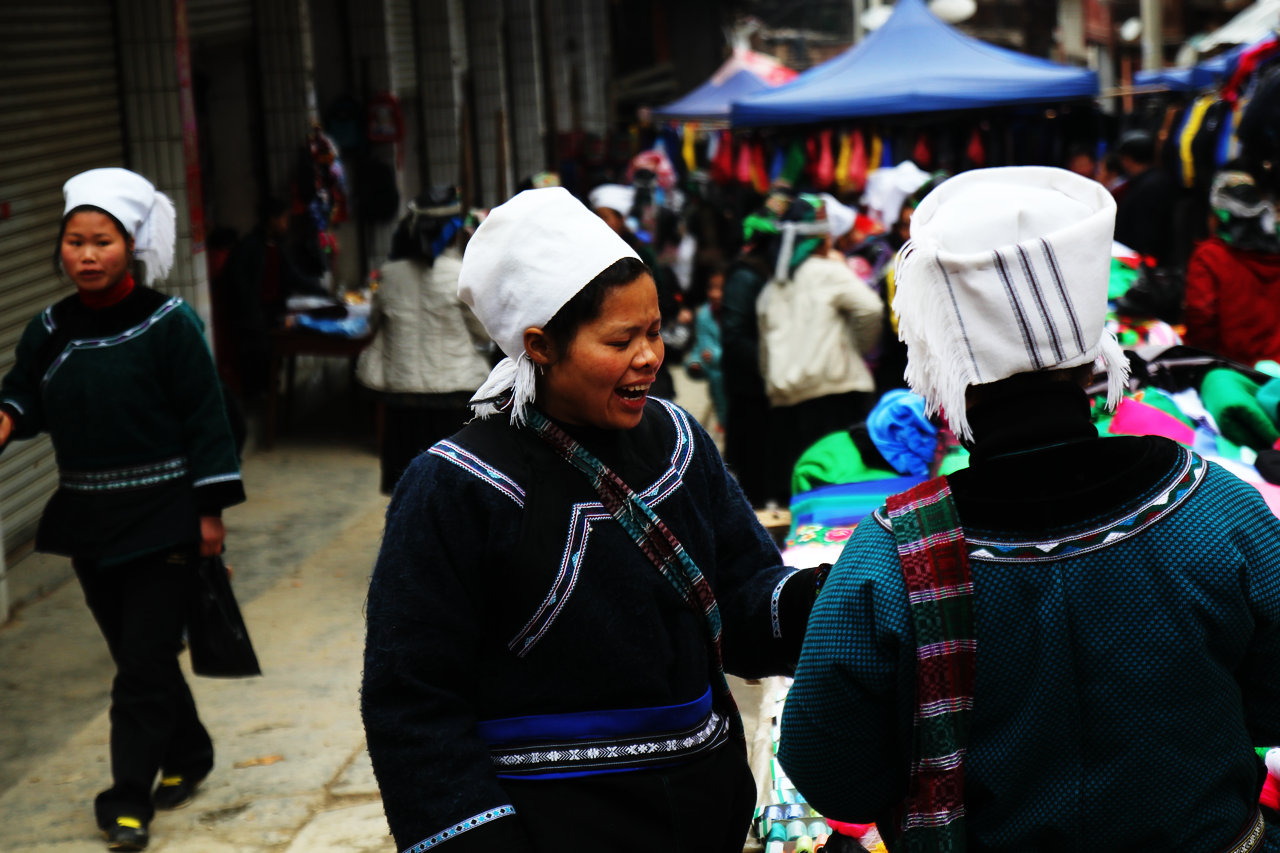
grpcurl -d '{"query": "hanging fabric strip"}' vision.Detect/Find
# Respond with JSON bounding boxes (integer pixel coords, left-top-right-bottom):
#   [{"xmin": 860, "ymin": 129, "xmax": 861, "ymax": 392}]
[{"xmin": 885, "ymin": 476, "xmax": 975, "ymax": 853}]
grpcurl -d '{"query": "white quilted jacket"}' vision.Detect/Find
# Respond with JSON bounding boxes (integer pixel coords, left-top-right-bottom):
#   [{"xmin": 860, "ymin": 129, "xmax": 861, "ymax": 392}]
[{"xmin": 356, "ymin": 249, "xmax": 493, "ymax": 395}]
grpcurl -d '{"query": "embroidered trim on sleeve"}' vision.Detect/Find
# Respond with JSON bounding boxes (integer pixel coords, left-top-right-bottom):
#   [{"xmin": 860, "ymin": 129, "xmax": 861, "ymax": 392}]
[
  {"xmin": 770, "ymin": 569, "xmax": 802, "ymax": 638},
  {"xmin": 401, "ymin": 805, "xmax": 516, "ymax": 852},
  {"xmin": 194, "ymin": 473, "xmax": 243, "ymax": 488}
]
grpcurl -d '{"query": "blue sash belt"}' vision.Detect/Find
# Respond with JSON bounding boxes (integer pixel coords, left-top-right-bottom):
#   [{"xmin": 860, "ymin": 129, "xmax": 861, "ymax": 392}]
[{"xmin": 476, "ymin": 687, "xmax": 728, "ymax": 779}]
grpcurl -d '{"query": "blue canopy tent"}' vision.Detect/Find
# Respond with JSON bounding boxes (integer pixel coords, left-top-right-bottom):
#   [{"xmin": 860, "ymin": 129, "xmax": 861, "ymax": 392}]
[
  {"xmin": 1134, "ymin": 45, "xmax": 1244, "ymax": 92},
  {"xmin": 653, "ymin": 49, "xmax": 795, "ymax": 124},
  {"xmin": 730, "ymin": 0, "xmax": 1099, "ymax": 127}
]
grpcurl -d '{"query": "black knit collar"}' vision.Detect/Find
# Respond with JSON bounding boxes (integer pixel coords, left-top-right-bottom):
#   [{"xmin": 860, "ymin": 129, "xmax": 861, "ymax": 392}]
[
  {"xmin": 964, "ymin": 378, "xmax": 1098, "ymax": 466},
  {"xmin": 947, "ymin": 379, "xmax": 1183, "ymax": 533}
]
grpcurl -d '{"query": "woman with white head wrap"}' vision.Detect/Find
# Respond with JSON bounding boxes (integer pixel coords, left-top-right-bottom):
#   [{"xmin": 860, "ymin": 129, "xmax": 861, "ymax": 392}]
[
  {"xmin": 780, "ymin": 167, "xmax": 1280, "ymax": 852},
  {"xmin": 0, "ymin": 167, "xmax": 245, "ymax": 850},
  {"xmin": 362, "ymin": 187, "xmax": 820, "ymax": 853}
]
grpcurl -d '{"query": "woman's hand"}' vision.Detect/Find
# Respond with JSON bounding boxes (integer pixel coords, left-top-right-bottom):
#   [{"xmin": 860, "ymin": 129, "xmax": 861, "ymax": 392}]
[{"xmin": 199, "ymin": 515, "xmax": 226, "ymax": 557}]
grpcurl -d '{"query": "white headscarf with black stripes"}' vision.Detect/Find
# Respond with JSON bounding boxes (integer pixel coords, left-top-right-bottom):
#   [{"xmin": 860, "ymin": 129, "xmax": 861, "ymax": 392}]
[{"xmin": 893, "ymin": 166, "xmax": 1129, "ymax": 441}]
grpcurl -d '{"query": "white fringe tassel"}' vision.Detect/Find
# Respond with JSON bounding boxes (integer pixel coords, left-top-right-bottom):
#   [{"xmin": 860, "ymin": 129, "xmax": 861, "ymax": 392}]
[
  {"xmin": 893, "ymin": 238, "xmax": 980, "ymax": 442},
  {"xmin": 133, "ymin": 190, "xmax": 177, "ymax": 284},
  {"xmin": 468, "ymin": 353, "xmax": 538, "ymax": 426},
  {"xmin": 1095, "ymin": 331, "xmax": 1131, "ymax": 413}
]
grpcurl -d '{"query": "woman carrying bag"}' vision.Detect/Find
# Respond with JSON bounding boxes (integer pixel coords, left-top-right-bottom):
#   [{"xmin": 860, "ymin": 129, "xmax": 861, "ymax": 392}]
[
  {"xmin": 361, "ymin": 187, "xmax": 822, "ymax": 853},
  {"xmin": 0, "ymin": 168, "xmax": 246, "ymax": 851}
]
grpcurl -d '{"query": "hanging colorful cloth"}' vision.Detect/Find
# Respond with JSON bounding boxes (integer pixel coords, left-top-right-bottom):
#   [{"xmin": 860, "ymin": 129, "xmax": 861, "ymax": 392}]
[
  {"xmin": 781, "ymin": 139, "xmax": 808, "ymax": 188},
  {"xmin": 913, "ymin": 132, "xmax": 933, "ymax": 169},
  {"xmin": 835, "ymin": 131, "xmax": 854, "ymax": 194},
  {"xmin": 965, "ymin": 127, "xmax": 986, "ymax": 168},
  {"xmin": 748, "ymin": 141, "xmax": 768, "ymax": 194},
  {"xmin": 711, "ymin": 130, "xmax": 735, "ymax": 184},
  {"xmin": 1179, "ymin": 94, "xmax": 1216, "ymax": 190},
  {"xmin": 816, "ymin": 129, "xmax": 836, "ymax": 189},
  {"xmin": 736, "ymin": 139, "xmax": 755, "ymax": 187},
  {"xmin": 682, "ymin": 123, "xmax": 698, "ymax": 172},
  {"xmin": 868, "ymin": 131, "xmax": 883, "ymax": 176},
  {"xmin": 883, "ymin": 477, "xmax": 975, "ymax": 853},
  {"xmin": 524, "ymin": 407, "xmax": 744, "ymax": 746},
  {"xmin": 769, "ymin": 145, "xmax": 786, "ymax": 184},
  {"xmin": 849, "ymin": 129, "xmax": 868, "ymax": 193},
  {"xmin": 881, "ymin": 135, "xmax": 895, "ymax": 168}
]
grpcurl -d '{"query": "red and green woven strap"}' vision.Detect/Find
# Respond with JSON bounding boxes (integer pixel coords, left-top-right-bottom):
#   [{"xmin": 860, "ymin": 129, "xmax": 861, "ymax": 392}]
[{"xmin": 885, "ymin": 476, "xmax": 974, "ymax": 853}]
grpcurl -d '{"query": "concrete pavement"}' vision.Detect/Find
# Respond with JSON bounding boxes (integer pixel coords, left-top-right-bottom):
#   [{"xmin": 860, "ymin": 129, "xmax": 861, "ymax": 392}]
[{"xmin": 0, "ymin": 379, "xmax": 395, "ymax": 852}]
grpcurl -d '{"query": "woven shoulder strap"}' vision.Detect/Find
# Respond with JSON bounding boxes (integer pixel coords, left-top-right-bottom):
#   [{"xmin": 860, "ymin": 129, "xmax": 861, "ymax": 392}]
[
  {"xmin": 884, "ymin": 476, "xmax": 974, "ymax": 853},
  {"xmin": 522, "ymin": 406, "xmax": 742, "ymax": 747}
]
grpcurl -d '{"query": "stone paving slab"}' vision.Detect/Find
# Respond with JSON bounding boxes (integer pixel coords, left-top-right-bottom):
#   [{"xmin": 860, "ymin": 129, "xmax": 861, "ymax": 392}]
[{"xmin": 0, "ymin": 493, "xmax": 390, "ymax": 852}]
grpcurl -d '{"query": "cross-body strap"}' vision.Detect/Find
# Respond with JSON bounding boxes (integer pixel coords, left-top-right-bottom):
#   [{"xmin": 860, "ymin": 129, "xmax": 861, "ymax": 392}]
[
  {"xmin": 524, "ymin": 406, "xmax": 742, "ymax": 746},
  {"xmin": 885, "ymin": 476, "xmax": 974, "ymax": 853}
]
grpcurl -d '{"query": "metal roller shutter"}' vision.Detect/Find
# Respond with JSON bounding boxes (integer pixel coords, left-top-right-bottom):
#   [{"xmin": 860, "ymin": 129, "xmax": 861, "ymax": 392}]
[
  {"xmin": 0, "ymin": 1, "xmax": 126, "ymax": 554},
  {"xmin": 187, "ymin": 0, "xmax": 254, "ymax": 43}
]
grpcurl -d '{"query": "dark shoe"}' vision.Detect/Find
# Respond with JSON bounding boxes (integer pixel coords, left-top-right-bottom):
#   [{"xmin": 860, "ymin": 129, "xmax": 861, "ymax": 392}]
[
  {"xmin": 152, "ymin": 774, "xmax": 203, "ymax": 810},
  {"xmin": 104, "ymin": 816, "xmax": 149, "ymax": 851}
]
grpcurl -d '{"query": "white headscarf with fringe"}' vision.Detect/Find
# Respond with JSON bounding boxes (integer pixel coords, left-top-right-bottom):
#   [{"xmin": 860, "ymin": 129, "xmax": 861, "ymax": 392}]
[
  {"xmin": 63, "ymin": 168, "xmax": 176, "ymax": 285},
  {"xmin": 893, "ymin": 166, "xmax": 1128, "ymax": 441},
  {"xmin": 458, "ymin": 187, "xmax": 640, "ymax": 425}
]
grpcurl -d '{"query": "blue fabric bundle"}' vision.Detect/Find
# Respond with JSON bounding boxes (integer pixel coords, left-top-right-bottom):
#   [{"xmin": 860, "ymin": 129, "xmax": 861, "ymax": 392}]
[{"xmin": 866, "ymin": 389, "xmax": 936, "ymax": 476}]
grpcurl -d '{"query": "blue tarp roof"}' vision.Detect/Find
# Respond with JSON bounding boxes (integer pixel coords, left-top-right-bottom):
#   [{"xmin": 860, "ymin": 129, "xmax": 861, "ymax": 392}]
[
  {"xmin": 730, "ymin": 0, "xmax": 1099, "ymax": 127},
  {"xmin": 654, "ymin": 69, "xmax": 778, "ymax": 122},
  {"xmin": 1133, "ymin": 45, "xmax": 1243, "ymax": 91}
]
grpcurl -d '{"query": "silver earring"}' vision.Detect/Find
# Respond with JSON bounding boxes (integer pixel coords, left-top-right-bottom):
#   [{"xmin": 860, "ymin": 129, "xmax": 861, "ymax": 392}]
[{"xmin": 536, "ymin": 363, "xmax": 545, "ymax": 376}]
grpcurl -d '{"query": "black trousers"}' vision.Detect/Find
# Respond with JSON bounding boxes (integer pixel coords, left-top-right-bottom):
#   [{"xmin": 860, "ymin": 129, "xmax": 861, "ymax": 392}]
[
  {"xmin": 725, "ymin": 391, "xmax": 776, "ymax": 508},
  {"xmin": 74, "ymin": 548, "xmax": 214, "ymax": 828},
  {"xmin": 768, "ymin": 390, "xmax": 874, "ymax": 502}
]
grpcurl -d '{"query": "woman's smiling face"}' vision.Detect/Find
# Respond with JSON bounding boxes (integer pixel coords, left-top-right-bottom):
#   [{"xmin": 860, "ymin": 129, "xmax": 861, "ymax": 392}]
[{"xmin": 539, "ymin": 273, "xmax": 664, "ymax": 431}]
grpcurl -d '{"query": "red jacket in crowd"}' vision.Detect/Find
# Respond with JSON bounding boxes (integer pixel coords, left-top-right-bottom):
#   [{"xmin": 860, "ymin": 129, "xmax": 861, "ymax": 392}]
[{"xmin": 1184, "ymin": 235, "xmax": 1280, "ymax": 365}]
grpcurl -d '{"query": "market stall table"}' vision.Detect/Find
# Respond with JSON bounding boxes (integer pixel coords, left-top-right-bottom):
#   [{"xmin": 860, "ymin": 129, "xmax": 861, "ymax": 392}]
[{"xmin": 264, "ymin": 325, "xmax": 373, "ymax": 449}]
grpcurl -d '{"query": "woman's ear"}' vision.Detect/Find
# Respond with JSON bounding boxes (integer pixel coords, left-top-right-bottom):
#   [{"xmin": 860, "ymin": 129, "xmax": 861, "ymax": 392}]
[{"xmin": 524, "ymin": 327, "xmax": 556, "ymax": 367}]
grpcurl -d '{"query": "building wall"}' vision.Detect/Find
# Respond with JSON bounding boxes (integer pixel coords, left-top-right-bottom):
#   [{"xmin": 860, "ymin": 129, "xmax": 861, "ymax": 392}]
[
  {"xmin": 346, "ymin": 0, "xmax": 398, "ymax": 271},
  {"xmin": 466, "ymin": 0, "xmax": 511, "ymax": 205},
  {"xmin": 416, "ymin": 0, "xmax": 464, "ymax": 193},
  {"xmin": 116, "ymin": 0, "xmax": 210, "ymax": 322},
  {"xmin": 507, "ymin": 0, "xmax": 549, "ymax": 183},
  {"xmin": 256, "ymin": 0, "xmax": 319, "ymax": 199}
]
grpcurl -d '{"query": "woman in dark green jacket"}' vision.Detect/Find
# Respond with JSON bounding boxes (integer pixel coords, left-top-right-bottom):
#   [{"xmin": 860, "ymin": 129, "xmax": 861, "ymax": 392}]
[{"xmin": 0, "ymin": 168, "xmax": 245, "ymax": 851}]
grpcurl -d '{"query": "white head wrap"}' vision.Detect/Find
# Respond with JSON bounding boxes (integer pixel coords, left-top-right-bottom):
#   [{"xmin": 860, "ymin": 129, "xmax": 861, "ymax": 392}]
[
  {"xmin": 893, "ymin": 166, "xmax": 1128, "ymax": 441},
  {"xmin": 588, "ymin": 183, "xmax": 636, "ymax": 216},
  {"xmin": 62, "ymin": 168, "xmax": 176, "ymax": 285},
  {"xmin": 820, "ymin": 193, "xmax": 856, "ymax": 239},
  {"xmin": 458, "ymin": 187, "xmax": 640, "ymax": 425}
]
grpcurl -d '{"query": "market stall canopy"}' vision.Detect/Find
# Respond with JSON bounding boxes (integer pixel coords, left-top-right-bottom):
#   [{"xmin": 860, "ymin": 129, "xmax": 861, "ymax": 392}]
[
  {"xmin": 1197, "ymin": 0, "xmax": 1280, "ymax": 54},
  {"xmin": 652, "ymin": 48, "xmax": 797, "ymax": 124},
  {"xmin": 1134, "ymin": 45, "xmax": 1243, "ymax": 91},
  {"xmin": 730, "ymin": 0, "xmax": 1098, "ymax": 128}
]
